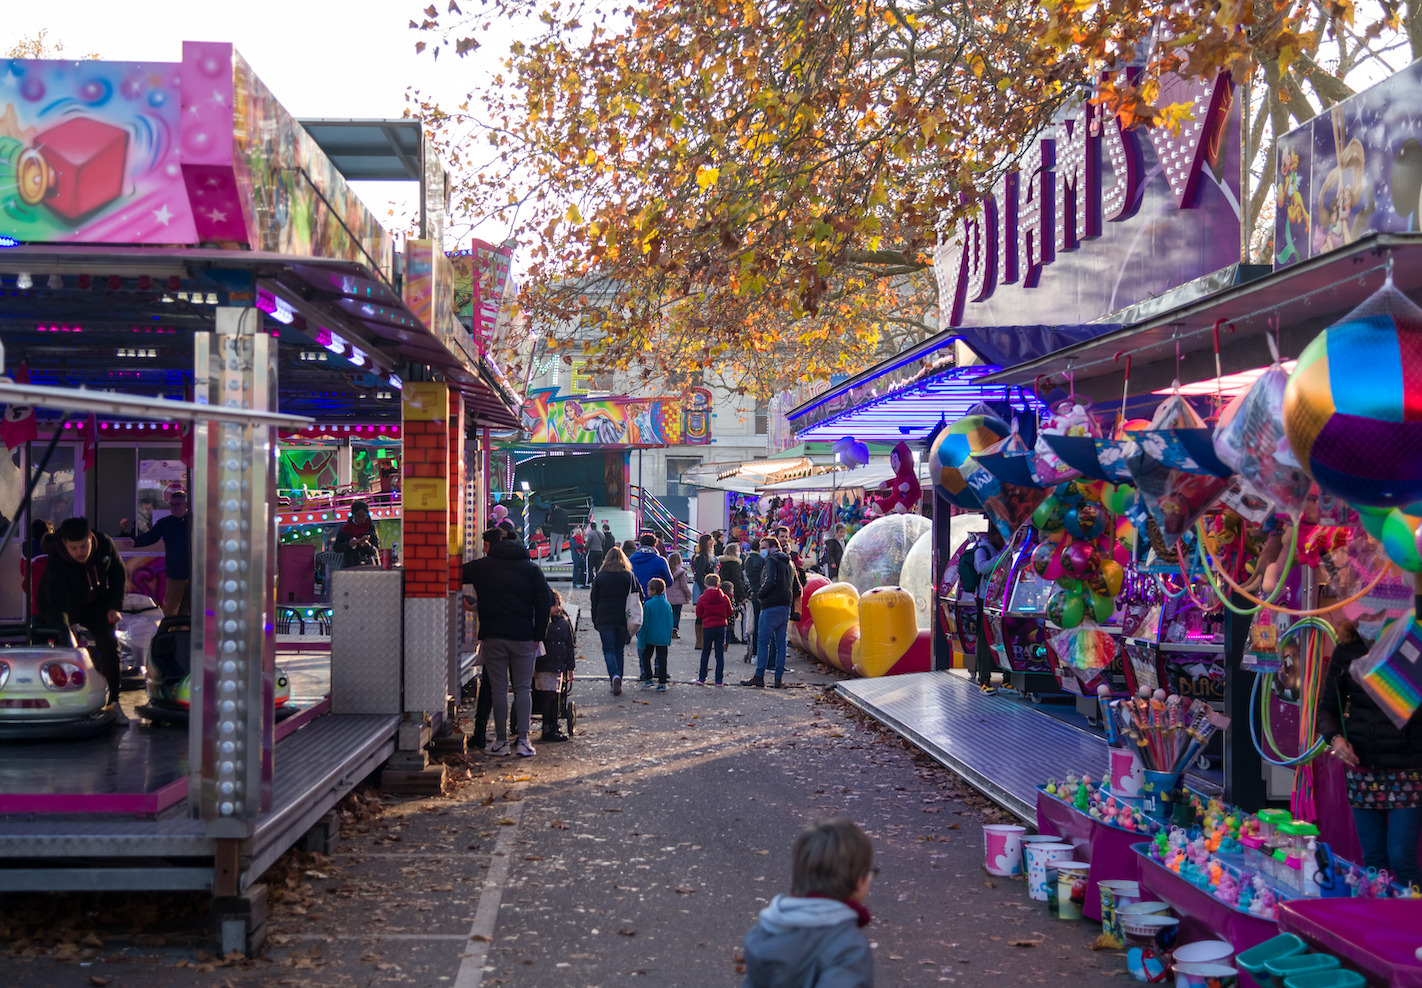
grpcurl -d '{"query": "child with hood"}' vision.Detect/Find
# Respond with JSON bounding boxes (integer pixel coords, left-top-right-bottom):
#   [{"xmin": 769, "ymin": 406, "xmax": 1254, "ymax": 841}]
[{"xmin": 741, "ymin": 817, "xmax": 875, "ymax": 988}]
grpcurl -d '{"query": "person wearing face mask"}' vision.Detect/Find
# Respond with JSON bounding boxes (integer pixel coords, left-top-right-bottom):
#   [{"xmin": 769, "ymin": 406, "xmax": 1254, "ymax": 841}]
[{"xmin": 1316, "ymin": 600, "xmax": 1422, "ymax": 890}]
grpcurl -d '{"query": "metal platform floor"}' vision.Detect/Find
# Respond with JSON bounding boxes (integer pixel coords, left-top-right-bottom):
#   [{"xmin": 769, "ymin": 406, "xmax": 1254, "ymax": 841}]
[
  {"xmin": 0, "ymin": 710, "xmax": 397, "ymax": 892},
  {"xmin": 836, "ymin": 671, "xmax": 1218, "ymax": 823}
]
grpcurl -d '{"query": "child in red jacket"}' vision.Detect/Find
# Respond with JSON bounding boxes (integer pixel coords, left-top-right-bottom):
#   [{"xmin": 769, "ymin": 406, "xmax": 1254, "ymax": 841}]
[{"xmin": 695, "ymin": 573, "xmax": 735, "ymax": 685}]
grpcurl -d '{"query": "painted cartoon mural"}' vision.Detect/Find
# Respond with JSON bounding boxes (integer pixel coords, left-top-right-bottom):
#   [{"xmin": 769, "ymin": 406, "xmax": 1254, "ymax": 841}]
[
  {"xmin": 277, "ymin": 449, "xmax": 339, "ymax": 492},
  {"xmin": 520, "ymin": 390, "xmax": 684, "ymax": 446},
  {"xmin": 0, "ymin": 58, "xmax": 199, "ymax": 243},
  {"xmin": 1276, "ymin": 58, "xmax": 1422, "ymax": 268},
  {"xmin": 0, "ymin": 42, "xmax": 395, "ymax": 280}
]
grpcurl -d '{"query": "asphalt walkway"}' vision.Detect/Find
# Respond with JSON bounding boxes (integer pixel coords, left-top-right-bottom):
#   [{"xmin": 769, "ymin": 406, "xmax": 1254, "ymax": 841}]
[{"xmin": 2, "ymin": 585, "xmax": 1129, "ymax": 986}]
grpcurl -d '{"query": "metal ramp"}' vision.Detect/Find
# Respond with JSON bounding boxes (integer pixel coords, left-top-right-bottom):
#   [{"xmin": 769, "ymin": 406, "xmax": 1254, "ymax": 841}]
[
  {"xmin": 0, "ymin": 712, "xmax": 397, "ymax": 892},
  {"xmin": 835, "ymin": 672, "xmax": 1114, "ymax": 822}
]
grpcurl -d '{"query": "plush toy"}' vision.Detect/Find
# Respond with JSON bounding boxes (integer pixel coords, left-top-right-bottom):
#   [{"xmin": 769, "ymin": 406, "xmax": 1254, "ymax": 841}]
[{"xmin": 875, "ymin": 440, "xmax": 922, "ymax": 515}]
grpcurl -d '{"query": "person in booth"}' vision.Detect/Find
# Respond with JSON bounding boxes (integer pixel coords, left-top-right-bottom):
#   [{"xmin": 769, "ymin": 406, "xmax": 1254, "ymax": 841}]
[
  {"xmin": 128, "ymin": 488, "xmax": 192, "ymax": 617},
  {"xmin": 333, "ymin": 500, "xmax": 381, "ymax": 568}
]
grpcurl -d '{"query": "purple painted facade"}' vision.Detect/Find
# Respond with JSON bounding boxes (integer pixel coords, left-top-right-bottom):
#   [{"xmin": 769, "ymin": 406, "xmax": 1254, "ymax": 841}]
[{"xmin": 936, "ymin": 73, "xmax": 1244, "ymax": 328}]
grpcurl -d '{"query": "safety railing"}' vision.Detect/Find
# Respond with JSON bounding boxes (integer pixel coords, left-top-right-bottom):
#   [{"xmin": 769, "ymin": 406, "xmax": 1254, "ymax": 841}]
[{"xmin": 629, "ymin": 486, "xmax": 700, "ymax": 556}]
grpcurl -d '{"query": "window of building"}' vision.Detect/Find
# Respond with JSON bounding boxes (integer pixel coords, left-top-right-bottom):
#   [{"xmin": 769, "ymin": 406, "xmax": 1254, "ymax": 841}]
[
  {"xmin": 754, "ymin": 398, "xmax": 769, "ymax": 435},
  {"xmin": 665, "ymin": 456, "xmax": 702, "ymax": 497}
]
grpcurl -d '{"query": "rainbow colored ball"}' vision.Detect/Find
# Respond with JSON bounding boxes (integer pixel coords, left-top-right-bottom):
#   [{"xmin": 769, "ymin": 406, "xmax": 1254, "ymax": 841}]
[
  {"xmin": 1284, "ymin": 304, "xmax": 1422, "ymax": 507},
  {"xmin": 931, "ymin": 414, "xmax": 1009, "ymax": 509}
]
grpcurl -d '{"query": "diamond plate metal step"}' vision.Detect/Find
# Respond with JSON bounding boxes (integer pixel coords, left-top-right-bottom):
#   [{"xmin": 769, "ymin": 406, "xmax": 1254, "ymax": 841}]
[{"xmin": 835, "ymin": 672, "xmax": 1113, "ymax": 823}]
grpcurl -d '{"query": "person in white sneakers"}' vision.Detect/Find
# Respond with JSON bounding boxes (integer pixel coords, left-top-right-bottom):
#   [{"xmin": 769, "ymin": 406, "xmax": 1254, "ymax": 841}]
[{"xmin": 462, "ymin": 530, "xmax": 553, "ymax": 757}]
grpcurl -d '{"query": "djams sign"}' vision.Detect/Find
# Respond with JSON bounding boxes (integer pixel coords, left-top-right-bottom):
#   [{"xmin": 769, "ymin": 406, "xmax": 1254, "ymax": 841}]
[{"xmin": 936, "ymin": 72, "xmax": 1243, "ymax": 329}]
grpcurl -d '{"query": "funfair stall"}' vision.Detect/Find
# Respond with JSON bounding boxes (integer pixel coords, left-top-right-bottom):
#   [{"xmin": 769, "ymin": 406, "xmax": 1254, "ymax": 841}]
[
  {"xmin": 818, "ymin": 60, "xmax": 1422, "ymax": 985},
  {"xmin": 0, "ymin": 42, "xmax": 521, "ymax": 953}
]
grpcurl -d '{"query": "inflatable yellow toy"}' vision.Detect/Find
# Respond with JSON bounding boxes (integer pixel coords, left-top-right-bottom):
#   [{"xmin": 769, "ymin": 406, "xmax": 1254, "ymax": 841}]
[{"xmin": 791, "ymin": 574, "xmax": 931, "ymax": 677}]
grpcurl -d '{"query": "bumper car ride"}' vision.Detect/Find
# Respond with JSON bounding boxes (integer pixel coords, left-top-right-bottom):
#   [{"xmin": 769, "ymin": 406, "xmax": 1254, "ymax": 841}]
[
  {"xmin": 0, "ymin": 645, "xmax": 117, "ymax": 740},
  {"xmin": 138, "ymin": 667, "xmax": 294, "ymax": 726}
]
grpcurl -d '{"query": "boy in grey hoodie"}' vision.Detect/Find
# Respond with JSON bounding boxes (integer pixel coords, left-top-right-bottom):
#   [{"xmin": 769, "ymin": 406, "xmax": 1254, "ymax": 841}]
[{"xmin": 741, "ymin": 818, "xmax": 875, "ymax": 988}]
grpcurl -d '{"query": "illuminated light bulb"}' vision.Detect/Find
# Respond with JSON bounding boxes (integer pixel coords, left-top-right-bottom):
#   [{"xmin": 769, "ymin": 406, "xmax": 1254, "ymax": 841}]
[{"xmin": 15, "ymin": 272, "xmax": 32, "ymax": 289}]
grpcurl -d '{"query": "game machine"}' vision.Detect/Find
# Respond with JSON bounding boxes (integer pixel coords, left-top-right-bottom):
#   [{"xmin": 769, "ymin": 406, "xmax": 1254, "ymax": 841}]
[
  {"xmin": 1117, "ymin": 533, "xmax": 1229, "ymax": 769},
  {"xmin": 981, "ymin": 525, "xmax": 1063, "ymax": 700},
  {"xmin": 936, "ymin": 514, "xmax": 990, "ymax": 669}
]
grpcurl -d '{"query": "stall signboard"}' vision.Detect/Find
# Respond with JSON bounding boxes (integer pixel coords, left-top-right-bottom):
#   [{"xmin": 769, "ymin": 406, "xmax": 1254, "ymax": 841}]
[
  {"xmin": 520, "ymin": 389, "xmax": 683, "ymax": 446},
  {"xmin": 935, "ymin": 71, "xmax": 1242, "ymax": 329},
  {"xmin": 0, "ymin": 58, "xmax": 199, "ymax": 244},
  {"xmin": 404, "ymin": 239, "xmax": 456, "ymax": 343},
  {"xmin": 1274, "ymin": 58, "xmax": 1422, "ymax": 269},
  {"xmin": 0, "ymin": 42, "xmax": 396, "ymax": 280},
  {"xmin": 277, "ymin": 449, "xmax": 339, "ymax": 492}
]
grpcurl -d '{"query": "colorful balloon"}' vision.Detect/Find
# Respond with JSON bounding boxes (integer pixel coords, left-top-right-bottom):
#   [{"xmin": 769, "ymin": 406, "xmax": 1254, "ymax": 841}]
[
  {"xmin": 1356, "ymin": 503, "xmax": 1390, "ymax": 540},
  {"xmin": 1103, "ymin": 483, "xmax": 1136, "ymax": 516},
  {"xmin": 1283, "ymin": 285, "xmax": 1422, "ymax": 507},
  {"xmin": 1089, "ymin": 591, "xmax": 1115, "ymax": 623},
  {"xmin": 1061, "ymin": 541, "xmax": 1098, "ymax": 577},
  {"xmin": 1098, "ymin": 559, "xmax": 1125, "ymax": 599},
  {"xmin": 931, "ymin": 414, "xmax": 1009, "ymax": 508},
  {"xmin": 1065, "ymin": 501, "xmax": 1106, "ymax": 540},
  {"xmin": 1047, "ymin": 590, "xmax": 1086, "ymax": 629},
  {"xmin": 1032, "ymin": 497, "xmax": 1067, "ymax": 532},
  {"xmin": 1031, "ymin": 541, "xmax": 1057, "ymax": 578},
  {"xmin": 1382, "ymin": 509, "xmax": 1422, "ymax": 572}
]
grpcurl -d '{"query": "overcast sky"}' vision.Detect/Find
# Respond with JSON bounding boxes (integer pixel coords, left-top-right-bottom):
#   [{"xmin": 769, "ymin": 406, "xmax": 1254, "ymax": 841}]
[{"xmin": 4, "ymin": 0, "xmax": 518, "ymax": 245}]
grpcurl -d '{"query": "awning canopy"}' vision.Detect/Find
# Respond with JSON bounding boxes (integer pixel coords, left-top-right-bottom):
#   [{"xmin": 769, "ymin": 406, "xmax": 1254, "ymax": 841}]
[
  {"xmin": 679, "ymin": 456, "xmax": 824, "ymax": 493},
  {"xmin": 788, "ymin": 364, "xmax": 1044, "ymax": 442},
  {"xmin": 980, "ymin": 232, "xmax": 1422, "ymax": 403},
  {"xmin": 757, "ymin": 456, "xmax": 932, "ymax": 494}
]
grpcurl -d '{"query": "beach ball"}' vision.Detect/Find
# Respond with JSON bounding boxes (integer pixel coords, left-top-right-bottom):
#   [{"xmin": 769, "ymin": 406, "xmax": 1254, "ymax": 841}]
[
  {"xmin": 1382, "ymin": 510, "xmax": 1422, "ymax": 572},
  {"xmin": 1283, "ymin": 285, "xmax": 1422, "ymax": 507},
  {"xmin": 1047, "ymin": 589, "xmax": 1086, "ymax": 629},
  {"xmin": 932, "ymin": 414, "xmax": 1009, "ymax": 509}
]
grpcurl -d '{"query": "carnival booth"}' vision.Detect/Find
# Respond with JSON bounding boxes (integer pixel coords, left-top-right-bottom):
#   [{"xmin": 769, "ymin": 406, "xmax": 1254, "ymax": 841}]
[
  {"xmin": 0, "ymin": 41, "xmax": 521, "ymax": 952},
  {"xmin": 802, "ymin": 59, "xmax": 1422, "ymax": 986}
]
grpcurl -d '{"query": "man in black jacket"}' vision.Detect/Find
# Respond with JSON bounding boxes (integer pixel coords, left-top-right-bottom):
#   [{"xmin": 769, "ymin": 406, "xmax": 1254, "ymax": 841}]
[
  {"xmin": 548, "ymin": 502, "xmax": 569, "ymax": 562},
  {"xmin": 462, "ymin": 533, "xmax": 553, "ymax": 758},
  {"xmin": 42, "ymin": 517, "xmax": 127, "ymax": 708},
  {"xmin": 742, "ymin": 537, "xmax": 800, "ymax": 688},
  {"xmin": 824, "ymin": 523, "xmax": 847, "ymax": 580},
  {"xmin": 744, "ymin": 544, "xmax": 766, "ymax": 659}
]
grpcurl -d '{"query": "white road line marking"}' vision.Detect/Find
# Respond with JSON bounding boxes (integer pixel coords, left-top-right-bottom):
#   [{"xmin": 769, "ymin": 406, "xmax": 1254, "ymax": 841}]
[{"xmin": 453, "ymin": 796, "xmax": 526, "ymax": 988}]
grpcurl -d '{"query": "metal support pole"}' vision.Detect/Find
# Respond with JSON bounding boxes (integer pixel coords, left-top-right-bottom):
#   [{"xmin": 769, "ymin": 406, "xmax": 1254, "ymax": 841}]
[
  {"xmin": 1222, "ymin": 589, "xmax": 1266, "ymax": 810},
  {"xmin": 190, "ymin": 306, "xmax": 276, "ymax": 836}
]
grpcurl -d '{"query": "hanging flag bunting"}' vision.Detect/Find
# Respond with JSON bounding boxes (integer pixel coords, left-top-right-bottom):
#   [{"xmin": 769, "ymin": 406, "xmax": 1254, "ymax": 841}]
[
  {"xmin": 0, "ymin": 363, "xmax": 38, "ymax": 451},
  {"xmin": 82, "ymin": 413, "xmax": 98, "ymax": 471}
]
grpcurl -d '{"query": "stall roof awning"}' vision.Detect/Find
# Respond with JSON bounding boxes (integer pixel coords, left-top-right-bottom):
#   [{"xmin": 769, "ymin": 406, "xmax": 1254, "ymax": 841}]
[
  {"xmin": 789, "ymin": 365, "xmax": 1044, "ymax": 442},
  {"xmin": 0, "ymin": 245, "xmax": 523, "ymax": 429},
  {"xmin": 757, "ymin": 456, "xmax": 931, "ymax": 494},
  {"xmin": 298, "ymin": 119, "xmax": 423, "ymax": 181},
  {"xmin": 979, "ymin": 233, "xmax": 1422, "ymax": 403},
  {"xmin": 679, "ymin": 456, "xmax": 821, "ymax": 492}
]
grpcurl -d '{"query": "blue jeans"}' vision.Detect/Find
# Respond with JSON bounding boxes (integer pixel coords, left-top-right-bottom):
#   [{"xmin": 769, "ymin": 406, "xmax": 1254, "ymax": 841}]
[
  {"xmin": 755, "ymin": 605, "xmax": 791, "ymax": 680},
  {"xmin": 699, "ymin": 625, "xmax": 726, "ymax": 683},
  {"xmin": 1352, "ymin": 805, "xmax": 1422, "ymax": 890},
  {"xmin": 597, "ymin": 624, "xmax": 628, "ymax": 682},
  {"xmin": 572, "ymin": 551, "xmax": 587, "ymax": 586}
]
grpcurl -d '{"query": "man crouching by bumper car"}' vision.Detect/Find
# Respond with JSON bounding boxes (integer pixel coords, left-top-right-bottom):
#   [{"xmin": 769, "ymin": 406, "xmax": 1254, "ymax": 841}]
[{"xmin": 42, "ymin": 517, "xmax": 127, "ymax": 717}]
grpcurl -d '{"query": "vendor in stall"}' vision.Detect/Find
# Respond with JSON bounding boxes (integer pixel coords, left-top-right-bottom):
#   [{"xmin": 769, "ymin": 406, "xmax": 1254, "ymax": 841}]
[
  {"xmin": 334, "ymin": 499, "xmax": 381, "ymax": 568},
  {"xmin": 126, "ymin": 488, "xmax": 191, "ymax": 617},
  {"xmin": 1317, "ymin": 612, "xmax": 1422, "ymax": 890}
]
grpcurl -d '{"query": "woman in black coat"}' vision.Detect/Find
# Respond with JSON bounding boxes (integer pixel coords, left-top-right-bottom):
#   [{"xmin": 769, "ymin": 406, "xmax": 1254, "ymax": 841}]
[
  {"xmin": 590, "ymin": 546, "xmax": 638, "ymax": 696},
  {"xmin": 1317, "ymin": 620, "xmax": 1422, "ymax": 889}
]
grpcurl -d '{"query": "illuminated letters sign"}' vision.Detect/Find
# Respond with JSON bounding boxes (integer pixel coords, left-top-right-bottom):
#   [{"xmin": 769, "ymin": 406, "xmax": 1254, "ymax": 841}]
[{"xmin": 936, "ymin": 72, "xmax": 1241, "ymax": 329}]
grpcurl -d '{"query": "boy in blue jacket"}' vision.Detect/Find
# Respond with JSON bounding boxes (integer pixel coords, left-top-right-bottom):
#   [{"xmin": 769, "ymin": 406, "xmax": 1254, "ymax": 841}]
[
  {"xmin": 742, "ymin": 818, "xmax": 875, "ymax": 988},
  {"xmin": 637, "ymin": 577, "xmax": 674, "ymax": 692}
]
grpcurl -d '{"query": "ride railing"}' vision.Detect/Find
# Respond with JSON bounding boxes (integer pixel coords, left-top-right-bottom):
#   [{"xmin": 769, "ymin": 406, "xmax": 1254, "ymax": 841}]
[{"xmin": 630, "ymin": 486, "xmax": 700, "ymax": 556}]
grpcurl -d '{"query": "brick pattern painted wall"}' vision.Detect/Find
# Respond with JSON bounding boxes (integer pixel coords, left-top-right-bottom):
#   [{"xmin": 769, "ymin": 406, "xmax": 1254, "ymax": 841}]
[
  {"xmin": 401, "ymin": 387, "xmax": 450, "ymax": 599},
  {"xmin": 447, "ymin": 390, "xmax": 466, "ymax": 593}
]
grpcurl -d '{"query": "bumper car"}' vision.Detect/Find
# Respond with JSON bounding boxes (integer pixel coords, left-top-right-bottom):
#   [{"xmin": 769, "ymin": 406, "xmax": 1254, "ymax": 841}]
[
  {"xmin": 0, "ymin": 625, "xmax": 118, "ymax": 740},
  {"xmin": 137, "ymin": 615, "xmax": 294, "ymax": 726}
]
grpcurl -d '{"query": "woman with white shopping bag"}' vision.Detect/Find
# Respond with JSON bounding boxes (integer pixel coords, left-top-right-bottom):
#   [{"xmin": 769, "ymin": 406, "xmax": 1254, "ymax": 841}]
[{"xmin": 591, "ymin": 546, "xmax": 641, "ymax": 696}]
